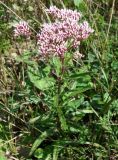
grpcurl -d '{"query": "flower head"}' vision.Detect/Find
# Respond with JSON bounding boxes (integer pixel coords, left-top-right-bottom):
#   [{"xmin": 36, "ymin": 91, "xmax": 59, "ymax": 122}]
[
  {"xmin": 37, "ymin": 6, "xmax": 94, "ymax": 57},
  {"xmin": 14, "ymin": 21, "xmax": 31, "ymax": 38},
  {"xmin": 46, "ymin": 6, "xmax": 81, "ymax": 21},
  {"xmin": 78, "ymin": 21, "xmax": 94, "ymax": 40}
]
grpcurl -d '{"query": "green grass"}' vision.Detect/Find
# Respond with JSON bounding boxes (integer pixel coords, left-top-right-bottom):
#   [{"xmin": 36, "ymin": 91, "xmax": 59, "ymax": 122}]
[{"xmin": 0, "ymin": 0, "xmax": 118, "ymax": 159}]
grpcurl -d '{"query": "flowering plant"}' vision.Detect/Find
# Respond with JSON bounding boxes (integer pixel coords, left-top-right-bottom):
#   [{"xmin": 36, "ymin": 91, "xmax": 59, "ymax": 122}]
[
  {"xmin": 14, "ymin": 21, "xmax": 31, "ymax": 38},
  {"xmin": 1, "ymin": 1, "xmax": 117, "ymax": 159},
  {"xmin": 14, "ymin": 6, "xmax": 93, "ymax": 59},
  {"xmin": 38, "ymin": 6, "xmax": 94, "ymax": 58},
  {"xmin": 13, "ymin": 6, "xmax": 94, "ymax": 142}
]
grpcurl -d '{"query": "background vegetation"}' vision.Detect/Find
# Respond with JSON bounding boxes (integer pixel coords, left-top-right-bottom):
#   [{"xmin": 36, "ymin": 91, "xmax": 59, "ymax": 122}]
[{"xmin": 0, "ymin": 0, "xmax": 118, "ymax": 159}]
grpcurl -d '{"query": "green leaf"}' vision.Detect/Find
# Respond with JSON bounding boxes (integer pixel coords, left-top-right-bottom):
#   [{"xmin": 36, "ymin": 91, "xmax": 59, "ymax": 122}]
[
  {"xmin": 111, "ymin": 61, "xmax": 118, "ymax": 70},
  {"xmin": 29, "ymin": 77, "xmax": 54, "ymax": 90},
  {"xmin": 67, "ymin": 86, "xmax": 92, "ymax": 97},
  {"xmin": 45, "ymin": 154, "xmax": 52, "ymax": 160},
  {"xmin": 74, "ymin": 0, "xmax": 83, "ymax": 7},
  {"xmin": 54, "ymin": 96, "xmax": 68, "ymax": 131},
  {"xmin": 28, "ymin": 66, "xmax": 55, "ymax": 90},
  {"xmin": 52, "ymin": 57, "xmax": 62, "ymax": 76},
  {"xmin": 79, "ymin": 109, "xmax": 93, "ymax": 114},
  {"xmin": 58, "ymin": 106, "xmax": 68, "ymax": 131},
  {"xmin": 53, "ymin": 145, "xmax": 60, "ymax": 160},
  {"xmin": 29, "ymin": 129, "xmax": 53, "ymax": 156},
  {"xmin": 69, "ymin": 126, "xmax": 81, "ymax": 133},
  {"xmin": 34, "ymin": 148, "xmax": 44, "ymax": 159},
  {"xmin": 29, "ymin": 116, "xmax": 40, "ymax": 124},
  {"xmin": 74, "ymin": 0, "xmax": 87, "ymax": 11},
  {"xmin": 16, "ymin": 51, "xmax": 31, "ymax": 62},
  {"xmin": 69, "ymin": 72, "xmax": 90, "ymax": 80}
]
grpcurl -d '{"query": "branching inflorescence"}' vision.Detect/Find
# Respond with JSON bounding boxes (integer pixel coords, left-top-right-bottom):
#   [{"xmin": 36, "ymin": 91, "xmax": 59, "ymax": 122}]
[
  {"xmin": 14, "ymin": 6, "xmax": 94, "ymax": 58},
  {"xmin": 14, "ymin": 21, "xmax": 31, "ymax": 38}
]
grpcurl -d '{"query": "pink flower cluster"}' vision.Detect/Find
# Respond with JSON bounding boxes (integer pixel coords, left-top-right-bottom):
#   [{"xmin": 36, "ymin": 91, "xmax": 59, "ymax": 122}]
[
  {"xmin": 37, "ymin": 6, "xmax": 94, "ymax": 57},
  {"xmin": 13, "ymin": 6, "xmax": 94, "ymax": 57},
  {"xmin": 14, "ymin": 21, "xmax": 31, "ymax": 38},
  {"xmin": 46, "ymin": 6, "xmax": 81, "ymax": 21}
]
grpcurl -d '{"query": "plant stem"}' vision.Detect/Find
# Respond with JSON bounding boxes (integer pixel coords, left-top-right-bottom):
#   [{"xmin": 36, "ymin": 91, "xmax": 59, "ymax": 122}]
[{"xmin": 55, "ymin": 58, "xmax": 68, "ymax": 131}]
